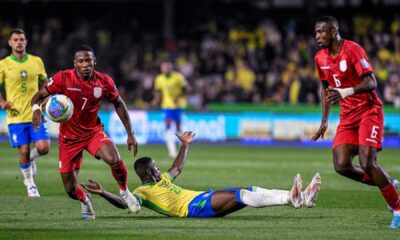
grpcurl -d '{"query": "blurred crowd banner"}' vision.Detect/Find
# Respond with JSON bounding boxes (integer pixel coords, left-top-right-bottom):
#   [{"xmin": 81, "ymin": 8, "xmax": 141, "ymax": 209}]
[{"xmin": 1, "ymin": 110, "xmax": 399, "ymax": 148}]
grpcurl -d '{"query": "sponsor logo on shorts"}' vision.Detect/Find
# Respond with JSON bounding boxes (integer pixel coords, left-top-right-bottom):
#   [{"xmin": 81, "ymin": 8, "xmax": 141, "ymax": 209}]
[
  {"xmin": 320, "ymin": 66, "xmax": 330, "ymax": 70},
  {"xmin": 366, "ymin": 138, "xmax": 378, "ymax": 143}
]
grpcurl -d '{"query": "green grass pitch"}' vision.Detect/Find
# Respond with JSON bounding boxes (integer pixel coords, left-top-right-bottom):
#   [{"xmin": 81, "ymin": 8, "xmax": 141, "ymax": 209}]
[{"xmin": 0, "ymin": 142, "xmax": 399, "ymax": 239}]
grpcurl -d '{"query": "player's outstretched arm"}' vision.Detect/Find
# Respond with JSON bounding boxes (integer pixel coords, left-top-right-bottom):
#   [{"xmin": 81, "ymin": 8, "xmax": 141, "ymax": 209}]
[
  {"xmin": 81, "ymin": 179, "xmax": 129, "ymax": 209},
  {"xmin": 312, "ymin": 80, "xmax": 330, "ymax": 141},
  {"xmin": 168, "ymin": 131, "xmax": 196, "ymax": 180},
  {"xmin": 31, "ymin": 87, "xmax": 50, "ymax": 131},
  {"xmin": 112, "ymin": 96, "xmax": 138, "ymax": 157}
]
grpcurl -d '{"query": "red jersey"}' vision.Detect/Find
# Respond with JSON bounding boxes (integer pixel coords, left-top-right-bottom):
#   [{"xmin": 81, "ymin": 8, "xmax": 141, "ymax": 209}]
[
  {"xmin": 314, "ymin": 39, "xmax": 382, "ymax": 116},
  {"xmin": 45, "ymin": 69, "xmax": 119, "ymax": 139}
]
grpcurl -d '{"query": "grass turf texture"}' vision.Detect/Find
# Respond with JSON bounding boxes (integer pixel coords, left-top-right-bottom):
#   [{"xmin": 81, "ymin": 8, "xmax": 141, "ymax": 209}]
[{"xmin": 0, "ymin": 142, "xmax": 399, "ymax": 239}]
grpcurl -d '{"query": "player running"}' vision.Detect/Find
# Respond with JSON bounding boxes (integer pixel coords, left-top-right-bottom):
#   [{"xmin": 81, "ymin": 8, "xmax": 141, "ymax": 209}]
[
  {"xmin": 82, "ymin": 131, "xmax": 321, "ymax": 218},
  {"xmin": 152, "ymin": 62, "xmax": 188, "ymax": 159},
  {"xmin": 31, "ymin": 45, "xmax": 140, "ymax": 220},
  {"xmin": 312, "ymin": 16, "xmax": 400, "ymax": 228},
  {"xmin": 0, "ymin": 28, "xmax": 50, "ymax": 198}
]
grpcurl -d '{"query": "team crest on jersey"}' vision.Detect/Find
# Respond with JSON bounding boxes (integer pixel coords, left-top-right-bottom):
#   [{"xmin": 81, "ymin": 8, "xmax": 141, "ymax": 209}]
[
  {"xmin": 339, "ymin": 60, "xmax": 347, "ymax": 72},
  {"xmin": 93, "ymin": 87, "xmax": 102, "ymax": 98},
  {"xmin": 20, "ymin": 70, "xmax": 27, "ymax": 79}
]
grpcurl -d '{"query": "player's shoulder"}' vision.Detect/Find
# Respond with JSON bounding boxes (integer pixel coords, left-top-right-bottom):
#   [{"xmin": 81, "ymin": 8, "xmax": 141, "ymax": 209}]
[
  {"xmin": 93, "ymin": 70, "xmax": 112, "ymax": 81},
  {"xmin": 343, "ymin": 39, "xmax": 365, "ymax": 53},
  {"xmin": 27, "ymin": 54, "xmax": 43, "ymax": 62},
  {"xmin": 314, "ymin": 48, "xmax": 328, "ymax": 62}
]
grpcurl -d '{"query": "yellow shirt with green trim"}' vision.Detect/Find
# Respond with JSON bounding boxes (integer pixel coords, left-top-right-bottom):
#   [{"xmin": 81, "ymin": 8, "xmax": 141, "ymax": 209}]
[
  {"xmin": 0, "ymin": 54, "xmax": 47, "ymax": 125},
  {"xmin": 133, "ymin": 172, "xmax": 203, "ymax": 217},
  {"xmin": 154, "ymin": 71, "xmax": 187, "ymax": 109}
]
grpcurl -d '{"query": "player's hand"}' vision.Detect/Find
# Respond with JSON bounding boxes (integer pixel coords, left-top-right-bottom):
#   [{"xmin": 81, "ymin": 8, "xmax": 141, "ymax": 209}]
[
  {"xmin": 176, "ymin": 131, "xmax": 196, "ymax": 145},
  {"xmin": 326, "ymin": 86, "xmax": 343, "ymax": 103},
  {"xmin": 80, "ymin": 179, "xmax": 104, "ymax": 195},
  {"xmin": 127, "ymin": 133, "xmax": 138, "ymax": 157},
  {"xmin": 0, "ymin": 101, "xmax": 12, "ymax": 110},
  {"xmin": 32, "ymin": 109, "xmax": 42, "ymax": 131},
  {"xmin": 311, "ymin": 122, "xmax": 328, "ymax": 141}
]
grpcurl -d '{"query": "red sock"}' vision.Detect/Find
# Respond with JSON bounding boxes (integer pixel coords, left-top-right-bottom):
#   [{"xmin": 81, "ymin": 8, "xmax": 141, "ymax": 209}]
[
  {"xmin": 380, "ymin": 183, "xmax": 400, "ymax": 211},
  {"xmin": 361, "ymin": 172, "xmax": 373, "ymax": 185},
  {"xmin": 74, "ymin": 187, "xmax": 87, "ymax": 203},
  {"xmin": 111, "ymin": 160, "xmax": 128, "ymax": 191}
]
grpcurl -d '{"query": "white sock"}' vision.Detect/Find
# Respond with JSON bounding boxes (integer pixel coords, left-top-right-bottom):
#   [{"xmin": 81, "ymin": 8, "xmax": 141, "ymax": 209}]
[
  {"xmin": 241, "ymin": 188, "xmax": 290, "ymax": 207},
  {"xmin": 20, "ymin": 165, "xmax": 34, "ymax": 186},
  {"xmin": 165, "ymin": 129, "xmax": 177, "ymax": 158},
  {"xmin": 29, "ymin": 148, "xmax": 40, "ymax": 161},
  {"xmin": 253, "ymin": 186, "xmax": 290, "ymax": 197}
]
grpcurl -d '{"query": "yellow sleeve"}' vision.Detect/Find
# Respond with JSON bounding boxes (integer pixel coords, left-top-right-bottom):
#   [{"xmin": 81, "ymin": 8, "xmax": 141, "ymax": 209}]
[
  {"xmin": 37, "ymin": 57, "xmax": 47, "ymax": 85},
  {"xmin": 179, "ymin": 73, "xmax": 187, "ymax": 88},
  {"xmin": 154, "ymin": 76, "xmax": 162, "ymax": 91},
  {"xmin": 0, "ymin": 61, "xmax": 4, "ymax": 86}
]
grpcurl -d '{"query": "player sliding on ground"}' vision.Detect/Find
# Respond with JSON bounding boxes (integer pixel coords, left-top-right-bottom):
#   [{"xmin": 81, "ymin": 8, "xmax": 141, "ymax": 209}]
[{"xmin": 82, "ymin": 131, "xmax": 321, "ymax": 218}]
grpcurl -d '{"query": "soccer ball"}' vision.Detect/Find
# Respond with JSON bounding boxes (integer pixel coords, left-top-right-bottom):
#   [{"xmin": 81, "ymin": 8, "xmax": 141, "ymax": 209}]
[{"xmin": 44, "ymin": 94, "xmax": 74, "ymax": 123}]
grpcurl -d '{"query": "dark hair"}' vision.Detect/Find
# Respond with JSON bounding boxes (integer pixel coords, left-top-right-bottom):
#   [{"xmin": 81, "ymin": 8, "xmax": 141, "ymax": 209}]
[
  {"xmin": 74, "ymin": 45, "xmax": 95, "ymax": 55},
  {"xmin": 9, "ymin": 28, "xmax": 26, "ymax": 39},
  {"xmin": 316, "ymin": 16, "xmax": 339, "ymax": 30},
  {"xmin": 134, "ymin": 157, "xmax": 153, "ymax": 172}
]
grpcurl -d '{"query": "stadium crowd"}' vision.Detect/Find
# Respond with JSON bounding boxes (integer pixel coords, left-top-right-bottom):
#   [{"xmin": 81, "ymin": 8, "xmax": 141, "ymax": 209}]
[{"xmin": 1, "ymin": 13, "xmax": 400, "ymax": 110}]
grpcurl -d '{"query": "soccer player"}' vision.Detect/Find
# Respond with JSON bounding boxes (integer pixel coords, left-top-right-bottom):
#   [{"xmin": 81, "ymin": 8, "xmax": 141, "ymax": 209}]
[
  {"xmin": 312, "ymin": 16, "xmax": 400, "ymax": 228},
  {"xmin": 31, "ymin": 45, "xmax": 140, "ymax": 220},
  {"xmin": 81, "ymin": 131, "xmax": 322, "ymax": 218},
  {"xmin": 0, "ymin": 28, "xmax": 50, "ymax": 198},
  {"xmin": 152, "ymin": 62, "xmax": 188, "ymax": 159}
]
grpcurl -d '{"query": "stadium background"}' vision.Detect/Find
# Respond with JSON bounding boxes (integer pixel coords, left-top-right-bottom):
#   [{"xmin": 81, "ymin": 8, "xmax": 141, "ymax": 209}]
[
  {"xmin": 1, "ymin": 1, "xmax": 400, "ymax": 239},
  {"xmin": 1, "ymin": 0, "xmax": 399, "ymax": 147}
]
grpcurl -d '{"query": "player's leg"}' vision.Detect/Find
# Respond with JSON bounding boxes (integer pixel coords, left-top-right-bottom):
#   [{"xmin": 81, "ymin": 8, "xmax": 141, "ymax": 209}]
[
  {"xmin": 333, "ymin": 144, "xmax": 374, "ymax": 185},
  {"xmin": 29, "ymin": 121, "xmax": 51, "ymax": 177},
  {"xmin": 211, "ymin": 174, "xmax": 303, "ymax": 217},
  {"xmin": 8, "ymin": 123, "xmax": 39, "ymax": 197},
  {"xmin": 90, "ymin": 130, "xmax": 140, "ymax": 213},
  {"xmin": 357, "ymin": 109, "xmax": 400, "ymax": 228},
  {"xmin": 164, "ymin": 109, "xmax": 177, "ymax": 159},
  {"xmin": 60, "ymin": 170, "xmax": 95, "ymax": 220}
]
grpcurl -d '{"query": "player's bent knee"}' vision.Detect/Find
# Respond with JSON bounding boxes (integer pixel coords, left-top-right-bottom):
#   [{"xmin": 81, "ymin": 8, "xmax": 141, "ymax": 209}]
[
  {"xmin": 334, "ymin": 163, "xmax": 351, "ymax": 175},
  {"xmin": 38, "ymin": 146, "xmax": 49, "ymax": 155},
  {"xmin": 360, "ymin": 161, "xmax": 378, "ymax": 173}
]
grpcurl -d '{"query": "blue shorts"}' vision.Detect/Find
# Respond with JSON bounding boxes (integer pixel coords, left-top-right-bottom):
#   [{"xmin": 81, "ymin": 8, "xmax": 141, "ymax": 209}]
[
  {"xmin": 163, "ymin": 109, "xmax": 183, "ymax": 123},
  {"xmin": 8, "ymin": 122, "xmax": 50, "ymax": 148},
  {"xmin": 187, "ymin": 187, "xmax": 250, "ymax": 218}
]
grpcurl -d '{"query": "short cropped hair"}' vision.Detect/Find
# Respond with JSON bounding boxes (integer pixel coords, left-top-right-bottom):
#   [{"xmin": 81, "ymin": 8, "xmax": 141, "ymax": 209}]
[
  {"xmin": 74, "ymin": 45, "xmax": 95, "ymax": 55},
  {"xmin": 134, "ymin": 157, "xmax": 153, "ymax": 172},
  {"xmin": 9, "ymin": 28, "xmax": 26, "ymax": 39},
  {"xmin": 316, "ymin": 16, "xmax": 339, "ymax": 30}
]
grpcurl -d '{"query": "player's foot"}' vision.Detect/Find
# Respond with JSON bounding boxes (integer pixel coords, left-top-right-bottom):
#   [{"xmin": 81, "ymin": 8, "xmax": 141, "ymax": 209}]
[
  {"xmin": 81, "ymin": 197, "xmax": 95, "ymax": 220},
  {"xmin": 388, "ymin": 179, "xmax": 399, "ymax": 212},
  {"xmin": 289, "ymin": 174, "xmax": 303, "ymax": 208},
  {"xmin": 27, "ymin": 185, "xmax": 40, "ymax": 198},
  {"xmin": 389, "ymin": 211, "xmax": 400, "ymax": 228},
  {"xmin": 120, "ymin": 190, "xmax": 141, "ymax": 213},
  {"xmin": 31, "ymin": 160, "xmax": 37, "ymax": 178},
  {"xmin": 302, "ymin": 173, "xmax": 321, "ymax": 207}
]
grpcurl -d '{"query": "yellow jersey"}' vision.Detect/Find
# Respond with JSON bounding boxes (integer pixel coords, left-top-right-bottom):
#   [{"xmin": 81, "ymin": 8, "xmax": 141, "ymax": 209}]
[
  {"xmin": 133, "ymin": 173, "xmax": 203, "ymax": 217},
  {"xmin": 0, "ymin": 54, "xmax": 47, "ymax": 125},
  {"xmin": 154, "ymin": 71, "xmax": 187, "ymax": 109}
]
